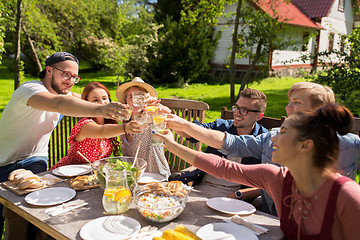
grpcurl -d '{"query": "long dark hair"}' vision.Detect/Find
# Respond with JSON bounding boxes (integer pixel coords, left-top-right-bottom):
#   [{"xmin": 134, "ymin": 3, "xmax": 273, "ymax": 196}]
[
  {"xmin": 289, "ymin": 104, "xmax": 353, "ymax": 170},
  {"xmin": 81, "ymin": 82, "xmax": 120, "ymax": 156}
]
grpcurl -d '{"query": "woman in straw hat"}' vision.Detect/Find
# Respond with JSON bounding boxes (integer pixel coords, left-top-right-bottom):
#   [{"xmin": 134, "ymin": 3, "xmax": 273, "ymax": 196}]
[{"xmin": 116, "ymin": 77, "xmax": 172, "ymax": 179}]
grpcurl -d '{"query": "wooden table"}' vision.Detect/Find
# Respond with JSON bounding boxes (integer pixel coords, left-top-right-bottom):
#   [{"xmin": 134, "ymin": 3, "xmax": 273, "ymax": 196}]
[{"xmin": 0, "ymin": 177, "xmax": 284, "ymax": 240}]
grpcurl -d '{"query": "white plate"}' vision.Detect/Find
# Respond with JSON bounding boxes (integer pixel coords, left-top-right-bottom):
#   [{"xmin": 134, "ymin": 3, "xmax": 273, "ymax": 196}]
[
  {"xmin": 52, "ymin": 165, "xmax": 91, "ymax": 177},
  {"xmin": 196, "ymin": 222, "xmax": 258, "ymax": 240},
  {"xmin": 25, "ymin": 187, "xmax": 76, "ymax": 206},
  {"xmin": 206, "ymin": 197, "xmax": 256, "ymax": 215},
  {"xmin": 80, "ymin": 216, "xmax": 141, "ymax": 240},
  {"xmin": 138, "ymin": 172, "xmax": 167, "ymax": 184}
]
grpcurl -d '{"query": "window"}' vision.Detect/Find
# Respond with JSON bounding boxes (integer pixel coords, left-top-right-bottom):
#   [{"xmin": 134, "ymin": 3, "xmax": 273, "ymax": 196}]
[
  {"xmin": 338, "ymin": 0, "xmax": 345, "ymax": 12},
  {"xmin": 340, "ymin": 35, "xmax": 345, "ymax": 53},
  {"xmin": 328, "ymin": 33, "xmax": 334, "ymax": 52},
  {"xmin": 302, "ymin": 32, "xmax": 309, "ymax": 51}
]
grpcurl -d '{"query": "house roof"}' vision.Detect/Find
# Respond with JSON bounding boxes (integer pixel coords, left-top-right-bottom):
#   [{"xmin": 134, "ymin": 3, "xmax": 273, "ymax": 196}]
[
  {"xmin": 292, "ymin": 0, "xmax": 334, "ymax": 18},
  {"xmin": 253, "ymin": 0, "xmax": 324, "ymax": 30}
]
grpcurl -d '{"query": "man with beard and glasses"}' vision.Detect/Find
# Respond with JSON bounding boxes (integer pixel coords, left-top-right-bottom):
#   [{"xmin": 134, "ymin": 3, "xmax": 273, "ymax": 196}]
[
  {"xmin": 0, "ymin": 52, "xmax": 130, "ymax": 238},
  {"xmin": 169, "ymin": 88, "xmax": 268, "ymax": 204}
]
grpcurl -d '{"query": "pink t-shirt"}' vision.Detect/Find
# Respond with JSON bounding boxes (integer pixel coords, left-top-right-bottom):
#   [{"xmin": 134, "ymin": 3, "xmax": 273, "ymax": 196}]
[
  {"xmin": 50, "ymin": 118, "xmax": 113, "ymax": 170},
  {"xmin": 194, "ymin": 152, "xmax": 360, "ymax": 240}
]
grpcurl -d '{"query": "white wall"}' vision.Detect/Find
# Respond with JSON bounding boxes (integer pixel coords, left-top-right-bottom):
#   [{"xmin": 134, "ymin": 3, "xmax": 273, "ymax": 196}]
[{"xmin": 317, "ymin": 0, "xmax": 353, "ymax": 62}]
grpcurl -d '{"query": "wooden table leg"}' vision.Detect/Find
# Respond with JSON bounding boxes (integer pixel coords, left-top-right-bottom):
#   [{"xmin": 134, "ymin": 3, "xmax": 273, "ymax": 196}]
[{"xmin": 3, "ymin": 207, "xmax": 28, "ymax": 240}]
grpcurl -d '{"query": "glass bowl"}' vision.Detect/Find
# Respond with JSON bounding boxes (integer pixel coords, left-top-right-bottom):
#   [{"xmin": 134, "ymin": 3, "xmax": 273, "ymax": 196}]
[
  {"xmin": 133, "ymin": 183, "xmax": 189, "ymax": 222},
  {"xmin": 92, "ymin": 156, "xmax": 147, "ymax": 188}
]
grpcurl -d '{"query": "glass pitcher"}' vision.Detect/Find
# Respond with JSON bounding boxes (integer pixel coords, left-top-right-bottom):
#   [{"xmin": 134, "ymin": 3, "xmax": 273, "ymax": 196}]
[{"xmin": 102, "ymin": 163, "xmax": 137, "ymax": 214}]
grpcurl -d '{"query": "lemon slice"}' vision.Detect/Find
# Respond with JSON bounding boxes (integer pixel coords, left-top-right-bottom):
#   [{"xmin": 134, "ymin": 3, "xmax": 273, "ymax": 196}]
[
  {"xmin": 153, "ymin": 115, "xmax": 166, "ymax": 125},
  {"xmin": 146, "ymin": 106, "xmax": 159, "ymax": 112},
  {"xmin": 114, "ymin": 189, "xmax": 131, "ymax": 202}
]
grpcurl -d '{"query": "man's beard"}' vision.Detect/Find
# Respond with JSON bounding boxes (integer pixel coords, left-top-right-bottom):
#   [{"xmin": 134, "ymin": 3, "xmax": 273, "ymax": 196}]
[{"xmin": 51, "ymin": 76, "xmax": 70, "ymax": 95}]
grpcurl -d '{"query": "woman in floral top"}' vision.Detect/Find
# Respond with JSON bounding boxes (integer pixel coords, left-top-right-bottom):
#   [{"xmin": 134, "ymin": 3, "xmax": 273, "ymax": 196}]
[{"xmin": 50, "ymin": 82, "xmax": 141, "ymax": 170}]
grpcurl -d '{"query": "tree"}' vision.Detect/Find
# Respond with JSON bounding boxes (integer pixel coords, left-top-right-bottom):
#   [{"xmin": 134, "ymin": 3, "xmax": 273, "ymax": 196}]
[
  {"xmin": 233, "ymin": 0, "xmax": 293, "ymax": 99},
  {"xmin": 136, "ymin": 0, "xmax": 233, "ymax": 86},
  {"xmin": 14, "ymin": 0, "xmax": 22, "ymax": 90},
  {"xmin": 229, "ymin": 0, "xmax": 242, "ymax": 103},
  {"xmin": 0, "ymin": 1, "xmax": 6, "ymax": 64},
  {"xmin": 310, "ymin": 27, "xmax": 360, "ymax": 115}
]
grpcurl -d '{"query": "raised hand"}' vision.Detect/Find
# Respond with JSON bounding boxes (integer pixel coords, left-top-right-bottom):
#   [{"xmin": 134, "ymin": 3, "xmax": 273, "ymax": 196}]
[{"xmin": 164, "ymin": 114, "xmax": 190, "ymax": 131}]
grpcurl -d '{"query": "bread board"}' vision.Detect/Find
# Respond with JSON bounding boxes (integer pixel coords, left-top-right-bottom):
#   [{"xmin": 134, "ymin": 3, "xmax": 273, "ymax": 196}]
[{"xmin": 1, "ymin": 181, "xmax": 48, "ymax": 196}]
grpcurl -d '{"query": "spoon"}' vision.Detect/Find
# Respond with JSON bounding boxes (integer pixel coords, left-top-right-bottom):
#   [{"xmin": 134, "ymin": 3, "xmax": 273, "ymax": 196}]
[
  {"xmin": 131, "ymin": 140, "xmax": 142, "ymax": 168},
  {"xmin": 77, "ymin": 151, "xmax": 106, "ymax": 178}
]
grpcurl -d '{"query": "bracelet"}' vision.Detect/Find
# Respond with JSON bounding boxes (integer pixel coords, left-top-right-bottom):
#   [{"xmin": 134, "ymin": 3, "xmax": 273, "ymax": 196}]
[{"xmin": 123, "ymin": 123, "xmax": 127, "ymax": 133}]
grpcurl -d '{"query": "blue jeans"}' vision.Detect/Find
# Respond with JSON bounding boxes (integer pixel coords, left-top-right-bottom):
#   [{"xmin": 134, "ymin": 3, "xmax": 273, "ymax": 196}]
[{"xmin": 0, "ymin": 156, "xmax": 48, "ymax": 238}]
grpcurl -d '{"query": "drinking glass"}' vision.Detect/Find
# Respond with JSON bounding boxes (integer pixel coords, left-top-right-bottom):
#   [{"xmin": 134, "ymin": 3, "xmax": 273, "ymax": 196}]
[
  {"xmin": 134, "ymin": 113, "xmax": 149, "ymax": 130},
  {"xmin": 132, "ymin": 91, "xmax": 146, "ymax": 108},
  {"xmin": 151, "ymin": 115, "xmax": 166, "ymax": 146},
  {"xmin": 119, "ymin": 106, "xmax": 133, "ymax": 121}
]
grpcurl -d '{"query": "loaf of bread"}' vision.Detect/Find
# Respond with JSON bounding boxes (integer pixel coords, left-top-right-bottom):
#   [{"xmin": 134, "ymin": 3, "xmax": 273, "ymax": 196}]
[
  {"xmin": 8, "ymin": 169, "xmax": 45, "ymax": 190},
  {"xmin": 70, "ymin": 175, "xmax": 98, "ymax": 188}
]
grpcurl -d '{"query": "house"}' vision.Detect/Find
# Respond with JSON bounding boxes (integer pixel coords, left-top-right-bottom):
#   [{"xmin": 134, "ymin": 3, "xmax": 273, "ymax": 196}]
[{"xmin": 211, "ymin": 0, "xmax": 360, "ymax": 78}]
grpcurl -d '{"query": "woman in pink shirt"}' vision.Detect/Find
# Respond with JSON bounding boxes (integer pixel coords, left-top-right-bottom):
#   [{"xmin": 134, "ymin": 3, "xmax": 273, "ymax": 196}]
[{"xmin": 155, "ymin": 104, "xmax": 360, "ymax": 240}]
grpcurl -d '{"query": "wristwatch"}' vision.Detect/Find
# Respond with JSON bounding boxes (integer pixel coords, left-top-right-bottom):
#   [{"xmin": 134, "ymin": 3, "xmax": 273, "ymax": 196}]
[{"xmin": 234, "ymin": 190, "xmax": 243, "ymax": 200}]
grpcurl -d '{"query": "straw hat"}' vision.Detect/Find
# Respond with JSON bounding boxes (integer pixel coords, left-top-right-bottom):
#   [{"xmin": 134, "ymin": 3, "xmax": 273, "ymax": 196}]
[{"xmin": 116, "ymin": 77, "xmax": 158, "ymax": 103}]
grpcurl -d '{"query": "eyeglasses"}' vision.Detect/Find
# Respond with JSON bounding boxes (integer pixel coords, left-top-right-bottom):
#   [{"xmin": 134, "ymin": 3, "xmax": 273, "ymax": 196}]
[
  {"xmin": 232, "ymin": 105, "xmax": 260, "ymax": 116},
  {"xmin": 53, "ymin": 67, "xmax": 81, "ymax": 83}
]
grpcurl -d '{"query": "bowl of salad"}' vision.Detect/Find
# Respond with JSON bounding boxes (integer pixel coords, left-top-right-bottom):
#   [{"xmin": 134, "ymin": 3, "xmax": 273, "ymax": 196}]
[
  {"xmin": 92, "ymin": 157, "xmax": 147, "ymax": 188},
  {"xmin": 133, "ymin": 182, "xmax": 190, "ymax": 222}
]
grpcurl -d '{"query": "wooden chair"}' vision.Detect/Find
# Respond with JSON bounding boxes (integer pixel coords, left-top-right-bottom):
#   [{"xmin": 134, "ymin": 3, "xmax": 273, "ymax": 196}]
[
  {"xmin": 160, "ymin": 98, "xmax": 210, "ymax": 172},
  {"xmin": 221, "ymin": 106, "xmax": 286, "ymax": 129},
  {"xmin": 48, "ymin": 116, "xmax": 79, "ymax": 167},
  {"xmin": 351, "ymin": 117, "xmax": 360, "ymax": 136}
]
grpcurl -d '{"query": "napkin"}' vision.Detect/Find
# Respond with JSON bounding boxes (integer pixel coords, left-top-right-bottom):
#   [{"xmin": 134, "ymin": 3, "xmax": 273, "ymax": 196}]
[
  {"xmin": 128, "ymin": 226, "xmax": 161, "ymax": 240},
  {"xmin": 45, "ymin": 199, "xmax": 87, "ymax": 216},
  {"xmin": 229, "ymin": 215, "xmax": 269, "ymax": 235}
]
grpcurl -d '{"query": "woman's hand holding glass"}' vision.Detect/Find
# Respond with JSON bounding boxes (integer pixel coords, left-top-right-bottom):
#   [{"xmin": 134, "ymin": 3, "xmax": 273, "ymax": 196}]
[
  {"xmin": 152, "ymin": 129, "xmax": 175, "ymax": 146},
  {"xmin": 134, "ymin": 113, "xmax": 149, "ymax": 130},
  {"xmin": 164, "ymin": 114, "xmax": 189, "ymax": 131},
  {"xmin": 124, "ymin": 120, "xmax": 145, "ymax": 134}
]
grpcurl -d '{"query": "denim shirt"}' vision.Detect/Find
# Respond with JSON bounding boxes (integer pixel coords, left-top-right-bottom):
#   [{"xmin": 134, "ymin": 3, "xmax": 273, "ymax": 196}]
[
  {"xmin": 220, "ymin": 128, "xmax": 360, "ymax": 179},
  {"xmin": 191, "ymin": 119, "xmax": 269, "ymax": 164},
  {"xmin": 220, "ymin": 128, "xmax": 360, "ymax": 215}
]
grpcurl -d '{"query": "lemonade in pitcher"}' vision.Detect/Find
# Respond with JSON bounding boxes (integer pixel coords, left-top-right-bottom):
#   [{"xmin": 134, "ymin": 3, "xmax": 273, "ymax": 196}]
[
  {"xmin": 102, "ymin": 186, "xmax": 132, "ymax": 214},
  {"xmin": 102, "ymin": 163, "xmax": 137, "ymax": 214}
]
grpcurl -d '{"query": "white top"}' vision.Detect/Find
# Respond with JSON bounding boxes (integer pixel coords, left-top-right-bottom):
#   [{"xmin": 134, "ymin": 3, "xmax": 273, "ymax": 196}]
[
  {"xmin": 0, "ymin": 80, "xmax": 61, "ymax": 166},
  {"xmin": 121, "ymin": 127, "xmax": 171, "ymax": 179}
]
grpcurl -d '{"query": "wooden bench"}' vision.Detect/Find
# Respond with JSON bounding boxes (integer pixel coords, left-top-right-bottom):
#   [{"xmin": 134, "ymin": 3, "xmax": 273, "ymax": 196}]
[
  {"xmin": 48, "ymin": 98, "xmax": 209, "ymax": 171},
  {"xmin": 221, "ymin": 106, "xmax": 286, "ymax": 129}
]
